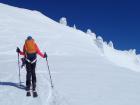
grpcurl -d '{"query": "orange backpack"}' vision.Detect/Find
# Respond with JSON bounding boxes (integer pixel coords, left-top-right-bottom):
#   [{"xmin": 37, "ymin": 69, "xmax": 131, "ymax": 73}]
[{"xmin": 24, "ymin": 39, "xmax": 37, "ymax": 54}]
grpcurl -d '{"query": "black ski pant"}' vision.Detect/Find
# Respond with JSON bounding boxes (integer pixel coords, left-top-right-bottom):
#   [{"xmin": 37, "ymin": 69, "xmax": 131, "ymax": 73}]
[{"xmin": 26, "ymin": 62, "xmax": 36, "ymax": 91}]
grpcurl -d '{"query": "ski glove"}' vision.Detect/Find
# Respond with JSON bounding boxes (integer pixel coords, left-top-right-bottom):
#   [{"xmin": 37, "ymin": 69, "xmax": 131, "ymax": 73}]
[
  {"xmin": 16, "ymin": 47, "xmax": 20, "ymax": 53},
  {"xmin": 44, "ymin": 52, "xmax": 47, "ymax": 59}
]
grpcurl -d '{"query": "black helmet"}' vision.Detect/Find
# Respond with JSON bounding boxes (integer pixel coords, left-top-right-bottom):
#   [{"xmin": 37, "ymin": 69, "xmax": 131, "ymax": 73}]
[{"xmin": 27, "ymin": 36, "xmax": 32, "ymax": 40}]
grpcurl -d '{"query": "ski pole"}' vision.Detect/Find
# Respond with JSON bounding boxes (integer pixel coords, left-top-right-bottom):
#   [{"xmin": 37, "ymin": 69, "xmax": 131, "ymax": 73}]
[
  {"xmin": 45, "ymin": 54, "xmax": 54, "ymax": 89},
  {"xmin": 17, "ymin": 52, "xmax": 21, "ymax": 86}
]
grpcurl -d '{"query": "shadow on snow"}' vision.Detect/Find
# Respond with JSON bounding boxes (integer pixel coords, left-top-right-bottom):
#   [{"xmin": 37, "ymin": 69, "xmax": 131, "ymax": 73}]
[{"xmin": 0, "ymin": 82, "xmax": 26, "ymax": 90}]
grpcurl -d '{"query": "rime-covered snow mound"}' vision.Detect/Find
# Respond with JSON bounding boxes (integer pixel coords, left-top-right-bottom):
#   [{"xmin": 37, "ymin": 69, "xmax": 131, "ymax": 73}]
[{"xmin": 0, "ymin": 3, "xmax": 140, "ymax": 105}]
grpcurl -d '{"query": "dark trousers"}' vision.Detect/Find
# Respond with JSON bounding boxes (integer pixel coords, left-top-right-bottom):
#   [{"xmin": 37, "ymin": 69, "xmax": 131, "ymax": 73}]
[{"xmin": 26, "ymin": 62, "xmax": 36, "ymax": 91}]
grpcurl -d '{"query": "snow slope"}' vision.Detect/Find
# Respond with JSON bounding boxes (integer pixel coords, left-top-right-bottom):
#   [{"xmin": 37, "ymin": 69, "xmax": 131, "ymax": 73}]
[
  {"xmin": 138, "ymin": 55, "xmax": 140, "ymax": 58},
  {"xmin": 0, "ymin": 3, "xmax": 140, "ymax": 105}
]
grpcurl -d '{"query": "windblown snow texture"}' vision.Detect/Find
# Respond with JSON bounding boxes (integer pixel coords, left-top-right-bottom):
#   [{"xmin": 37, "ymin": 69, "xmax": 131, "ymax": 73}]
[{"xmin": 0, "ymin": 3, "xmax": 140, "ymax": 105}]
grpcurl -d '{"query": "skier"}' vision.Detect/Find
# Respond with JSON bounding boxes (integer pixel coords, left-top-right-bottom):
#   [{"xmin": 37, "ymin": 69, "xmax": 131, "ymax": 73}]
[{"xmin": 16, "ymin": 36, "xmax": 47, "ymax": 97}]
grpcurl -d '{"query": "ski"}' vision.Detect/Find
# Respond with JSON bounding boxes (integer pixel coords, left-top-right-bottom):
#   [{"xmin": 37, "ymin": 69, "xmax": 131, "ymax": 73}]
[
  {"xmin": 26, "ymin": 91, "xmax": 31, "ymax": 97},
  {"xmin": 33, "ymin": 91, "xmax": 38, "ymax": 98},
  {"xmin": 26, "ymin": 91, "xmax": 38, "ymax": 97}
]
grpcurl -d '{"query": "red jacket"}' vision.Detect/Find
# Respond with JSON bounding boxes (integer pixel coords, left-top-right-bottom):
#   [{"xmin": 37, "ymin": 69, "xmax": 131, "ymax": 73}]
[{"xmin": 19, "ymin": 43, "xmax": 44, "ymax": 58}]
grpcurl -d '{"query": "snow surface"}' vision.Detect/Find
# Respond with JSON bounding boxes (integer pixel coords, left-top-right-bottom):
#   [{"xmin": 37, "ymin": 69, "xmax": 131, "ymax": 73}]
[{"xmin": 0, "ymin": 3, "xmax": 140, "ymax": 105}]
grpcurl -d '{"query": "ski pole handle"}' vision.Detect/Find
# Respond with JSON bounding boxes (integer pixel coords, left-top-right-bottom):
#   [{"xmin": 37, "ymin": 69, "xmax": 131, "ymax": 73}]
[{"xmin": 44, "ymin": 52, "xmax": 48, "ymax": 60}]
